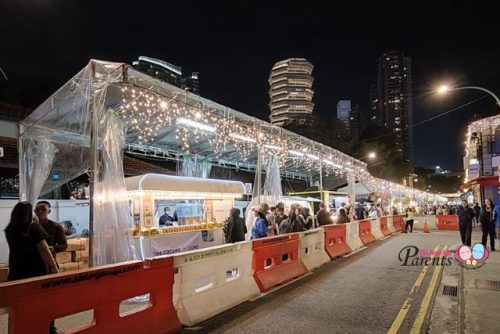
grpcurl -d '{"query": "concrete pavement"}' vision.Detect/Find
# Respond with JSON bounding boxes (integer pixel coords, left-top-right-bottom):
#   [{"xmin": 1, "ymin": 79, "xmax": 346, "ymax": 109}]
[{"xmin": 459, "ymin": 230, "xmax": 500, "ymax": 334}]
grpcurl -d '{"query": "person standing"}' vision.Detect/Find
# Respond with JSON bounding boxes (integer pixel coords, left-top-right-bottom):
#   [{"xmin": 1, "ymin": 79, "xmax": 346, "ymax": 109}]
[
  {"xmin": 251, "ymin": 204, "xmax": 268, "ymax": 239},
  {"xmin": 5, "ymin": 202, "xmax": 59, "ymax": 281},
  {"xmin": 302, "ymin": 207, "xmax": 314, "ymax": 229},
  {"xmin": 35, "ymin": 201, "xmax": 67, "ymax": 254},
  {"xmin": 279, "ymin": 204, "xmax": 304, "ymax": 234},
  {"xmin": 223, "ymin": 208, "xmax": 247, "ymax": 243},
  {"xmin": 355, "ymin": 203, "xmax": 365, "ymax": 220},
  {"xmin": 375, "ymin": 203, "xmax": 383, "ymax": 218},
  {"xmin": 480, "ymin": 199, "xmax": 495, "ymax": 251},
  {"xmin": 34, "ymin": 201, "xmax": 66, "ymax": 334},
  {"xmin": 316, "ymin": 202, "xmax": 331, "ymax": 226},
  {"xmin": 473, "ymin": 202, "xmax": 481, "ymax": 228},
  {"xmin": 275, "ymin": 205, "xmax": 288, "ymax": 232},
  {"xmin": 337, "ymin": 208, "xmax": 350, "ymax": 224},
  {"xmin": 457, "ymin": 200, "xmax": 474, "ymax": 246},
  {"xmin": 266, "ymin": 206, "xmax": 278, "ymax": 236}
]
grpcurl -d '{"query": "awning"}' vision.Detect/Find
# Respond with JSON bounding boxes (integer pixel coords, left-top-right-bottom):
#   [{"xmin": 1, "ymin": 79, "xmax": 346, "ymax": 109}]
[{"xmin": 460, "ymin": 176, "xmax": 499, "ymax": 191}]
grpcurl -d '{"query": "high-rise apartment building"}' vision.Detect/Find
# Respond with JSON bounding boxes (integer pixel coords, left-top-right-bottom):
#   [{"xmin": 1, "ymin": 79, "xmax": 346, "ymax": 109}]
[
  {"xmin": 268, "ymin": 58, "xmax": 314, "ymax": 126},
  {"xmin": 370, "ymin": 51, "xmax": 413, "ymax": 162},
  {"xmin": 337, "ymin": 100, "xmax": 351, "ymax": 130},
  {"xmin": 132, "ymin": 56, "xmax": 200, "ymax": 94},
  {"xmin": 349, "ymin": 104, "xmax": 360, "ymax": 139},
  {"xmin": 337, "ymin": 100, "xmax": 360, "ymax": 139}
]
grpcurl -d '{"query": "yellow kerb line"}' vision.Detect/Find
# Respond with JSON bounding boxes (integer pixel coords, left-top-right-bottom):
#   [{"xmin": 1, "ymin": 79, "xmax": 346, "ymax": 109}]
[
  {"xmin": 410, "ymin": 245, "xmax": 449, "ymax": 334},
  {"xmin": 387, "ymin": 245, "xmax": 441, "ymax": 334}
]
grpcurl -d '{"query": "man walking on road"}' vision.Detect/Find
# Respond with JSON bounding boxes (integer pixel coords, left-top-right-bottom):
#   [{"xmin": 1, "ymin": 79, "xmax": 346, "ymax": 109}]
[
  {"xmin": 457, "ymin": 200, "xmax": 474, "ymax": 246},
  {"xmin": 473, "ymin": 202, "xmax": 481, "ymax": 228}
]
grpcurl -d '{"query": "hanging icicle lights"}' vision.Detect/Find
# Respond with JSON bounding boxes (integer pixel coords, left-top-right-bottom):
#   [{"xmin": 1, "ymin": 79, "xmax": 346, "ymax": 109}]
[{"xmin": 118, "ymin": 83, "xmax": 365, "ymax": 178}]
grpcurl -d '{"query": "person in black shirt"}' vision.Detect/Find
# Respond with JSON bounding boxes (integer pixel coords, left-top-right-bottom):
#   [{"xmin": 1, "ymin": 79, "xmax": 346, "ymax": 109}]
[
  {"xmin": 457, "ymin": 200, "xmax": 474, "ymax": 246},
  {"xmin": 223, "ymin": 208, "xmax": 247, "ymax": 243},
  {"xmin": 159, "ymin": 207, "xmax": 175, "ymax": 226},
  {"xmin": 316, "ymin": 203, "xmax": 331, "ymax": 226},
  {"xmin": 355, "ymin": 203, "xmax": 366, "ymax": 220},
  {"xmin": 35, "ymin": 201, "xmax": 67, "ymax": 254},
  {"xmin": 5, "ymin": 202, "xmax": 58, "ymax": 280},
  {"xmin": 473, "ymin": 202, "xmax": 481, "ymax": 228}
]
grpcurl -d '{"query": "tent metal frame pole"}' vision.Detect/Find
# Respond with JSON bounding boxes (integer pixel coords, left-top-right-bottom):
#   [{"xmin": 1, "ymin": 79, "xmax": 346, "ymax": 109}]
[
  {"xmin": 256, "ymin": 147, "xmax": 262, "ymax": 203},
  {"xmin": 88, "ymin": 65, "xmax": 99, "ymax": 267}
]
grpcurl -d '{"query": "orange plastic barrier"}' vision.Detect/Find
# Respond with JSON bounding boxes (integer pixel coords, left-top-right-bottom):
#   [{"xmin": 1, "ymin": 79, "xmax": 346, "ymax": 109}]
[
  {"xmin": 358, "ymin": 220, "xmax": 376, "ymax": 245},
  {"xmin": 392, "ymin": 215, "xmax": 404, "ymax": 232},
  {"xmin": 252, "ymin": 233, "xmax": 307, "ymax": 292},
  {"xmin": 380, "ymin": 217, "xmax": 391, "ymax": 236},
  {"xmin": 436, "ymin": 215, "xmax": 460, "ymax": 231},
  {"xmin": 323, "ymin": 224, "xmax": 352, "ymax": 259},
  {"xmin": 0, "ymin": 258, "xmax": 181, "ymax": 334}
]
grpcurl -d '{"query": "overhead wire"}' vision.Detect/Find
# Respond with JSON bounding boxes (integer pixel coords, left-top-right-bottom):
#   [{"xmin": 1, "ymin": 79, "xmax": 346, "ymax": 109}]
[{"xmin": 365, "ymin": 95, "xmax": 488, "ymax": 141}]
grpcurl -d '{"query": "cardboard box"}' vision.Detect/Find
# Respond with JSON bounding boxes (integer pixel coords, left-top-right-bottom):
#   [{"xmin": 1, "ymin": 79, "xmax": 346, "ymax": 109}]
[
  {"xmin": 66, "ymin": 238, "xmax": 88, "ymax": 252},
  {"xmin": 0, "ymin": 266, "xmax": 8, "ymax": 283},
  {"xmin": 59, "ymin": 262, "xmax": 78, "ymax": 272},
  {"xmin": 78, "ymin": 261, "xmax": 89, "ymax": 269},
  {"xmin": 73, "ymin": 250, "xmax": 89, "ymax": 262},
  {"xmin": 55, "ymin": 251, "xmax": 72, "ymax": 264}
]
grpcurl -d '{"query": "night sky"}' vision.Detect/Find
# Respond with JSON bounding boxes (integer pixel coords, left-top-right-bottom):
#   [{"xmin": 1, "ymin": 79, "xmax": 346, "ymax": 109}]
[{"xmin": 1, "ymin": 0, "xmax": 499, "ymax": 170}]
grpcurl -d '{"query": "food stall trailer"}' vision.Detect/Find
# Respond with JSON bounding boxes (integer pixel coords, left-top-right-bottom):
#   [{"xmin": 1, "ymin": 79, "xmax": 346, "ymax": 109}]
[{"xmin": 125, "ymin": 173, "xmax": 245, "ymax": 259}]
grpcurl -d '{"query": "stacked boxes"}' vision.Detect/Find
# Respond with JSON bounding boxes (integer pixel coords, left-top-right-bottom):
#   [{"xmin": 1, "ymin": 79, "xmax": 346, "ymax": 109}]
[{"xmin": 57, "ymin": 238, "xmax": 89, "ymax": 272}]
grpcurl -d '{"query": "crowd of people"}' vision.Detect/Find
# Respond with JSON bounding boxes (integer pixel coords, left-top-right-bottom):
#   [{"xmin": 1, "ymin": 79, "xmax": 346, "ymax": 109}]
[
  {"xmin": 223, "ymin": 199, "xmax": 500, "ymax": 252},
  {"xmin": 223, "ymin": 201, "xmax": 390, "ymax": 242}
]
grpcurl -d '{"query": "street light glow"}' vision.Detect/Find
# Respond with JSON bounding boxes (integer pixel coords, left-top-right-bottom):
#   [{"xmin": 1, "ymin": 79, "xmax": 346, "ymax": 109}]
[
  {"xmin": 368, "ymin": 152, "xmax": 376, "ymax": 159},
  {"xmin": 437, "ymin": 85, "xmax": 451, "ymax": 94}
]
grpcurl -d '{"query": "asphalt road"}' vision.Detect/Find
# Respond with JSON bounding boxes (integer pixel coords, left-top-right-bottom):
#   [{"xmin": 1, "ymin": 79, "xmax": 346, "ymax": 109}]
[{"xmin": 182, "ymin": 230, "xmax": 462, "ymax": 334}]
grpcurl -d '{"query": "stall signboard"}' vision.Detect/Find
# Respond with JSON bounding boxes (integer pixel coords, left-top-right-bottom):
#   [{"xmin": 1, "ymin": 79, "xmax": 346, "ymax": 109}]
[
  {"xmin": 137, "ymin": 229, "xmax": 224, "ymax": 258},
  {"xmin": 142, "ymin": 195, "xmax": 154, "ymax": 228},
  {"xmin": 468, "ymin": 163, "xmax": 480, "ymax": 180},
  {"xmin": 244, "ymin": 183, "xmax": 253, "ymax": 196}
]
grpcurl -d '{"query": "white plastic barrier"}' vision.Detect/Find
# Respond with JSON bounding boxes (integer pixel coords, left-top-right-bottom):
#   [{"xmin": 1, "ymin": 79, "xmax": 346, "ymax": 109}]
[
  {"xmin": 369, "ymin": 218, "xmax": 384, "ymax": 239},
  {"xmin": 345, "ymin": 221, "xmax": 364, "ymax": 251},
  {"xmin": 298, "ymin": 228, "xmax": 331, "ymax": 271},
  {"xmin": 386, "ymin": 216, "xmax": 396, "ymax": 233},
  {"xmin": 172, "ymin": 241, "xmax": 260, "ymax": 326}
]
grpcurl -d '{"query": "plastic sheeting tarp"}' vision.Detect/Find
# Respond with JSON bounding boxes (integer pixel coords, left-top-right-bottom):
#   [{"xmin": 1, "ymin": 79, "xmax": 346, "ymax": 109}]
[
  {"xmin": 21, "ymin": 137, "xmax": 58, "ymax": 205},
  {"xmin": 93, "ymin": 112, "xmax": 138, "ymax": 265}
]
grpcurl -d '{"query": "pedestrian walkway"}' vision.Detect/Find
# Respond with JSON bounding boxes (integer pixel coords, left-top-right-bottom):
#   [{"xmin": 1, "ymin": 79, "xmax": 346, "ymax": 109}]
[{"xmin": 460, "ymin": 232, "xmax": 500, "ymax": 333}]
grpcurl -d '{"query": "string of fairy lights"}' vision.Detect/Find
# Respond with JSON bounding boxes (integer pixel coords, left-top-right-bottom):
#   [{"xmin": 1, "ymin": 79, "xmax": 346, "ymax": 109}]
[
  {"xmin": 119, "ymin": 83, "xmax": 360, "ymax": 178},
  {"xmin": 117, "ymin": 79, "xmax": 445, "ymax": 201}
]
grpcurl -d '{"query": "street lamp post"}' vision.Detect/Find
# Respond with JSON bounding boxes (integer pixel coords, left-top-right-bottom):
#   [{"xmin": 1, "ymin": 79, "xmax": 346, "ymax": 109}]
[
  {"xmin": 437, "ymin": 85, "xmax": 500, "ymax": 108},
  {"xmin": 438, "ymin": 84, "xmax": 500, "ymax": 202}
]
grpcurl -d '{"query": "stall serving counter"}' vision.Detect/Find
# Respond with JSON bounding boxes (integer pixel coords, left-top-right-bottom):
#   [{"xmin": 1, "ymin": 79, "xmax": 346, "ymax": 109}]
[{"xmin": 125, "ymin": 174, "xmax": 246, "ymax": 259}]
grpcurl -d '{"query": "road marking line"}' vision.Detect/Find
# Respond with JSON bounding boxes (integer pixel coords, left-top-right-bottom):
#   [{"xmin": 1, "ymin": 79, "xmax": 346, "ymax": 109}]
[
  {"xmin": 410, "ymin": 246, "xmax": 448, "ymax": 334},
  {"xmin": 387, "ymin": 245, "xmax": 441, "ymax": 334}
]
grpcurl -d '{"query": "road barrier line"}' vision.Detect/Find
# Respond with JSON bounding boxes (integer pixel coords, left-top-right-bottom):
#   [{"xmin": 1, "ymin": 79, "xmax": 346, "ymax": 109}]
[
  {"xmin": 387, "ymin": 245, "xmax": 441, "ymax": 334},
  {"xmin": 409, "ymin": 246, "xmax": 448, "ymax": 334}
]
